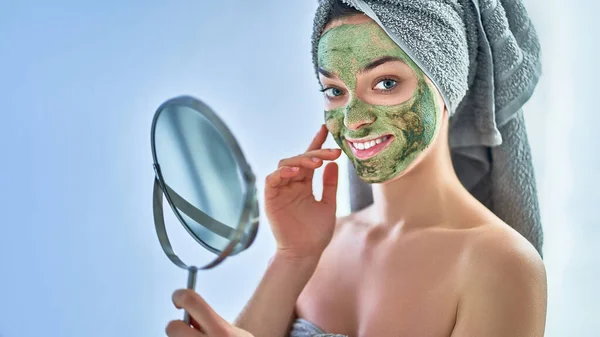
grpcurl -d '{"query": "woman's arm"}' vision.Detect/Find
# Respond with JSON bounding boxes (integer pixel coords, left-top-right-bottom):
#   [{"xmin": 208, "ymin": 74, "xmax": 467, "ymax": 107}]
[
  {"xmin": 233, "ymin": 253, "xmax": 319, "ymax": 337},
  {"xmin": 165, "ymin": 253, "xmax": 319, "ymax": 337},
  {"xmin": 451, "ymin": 230, "xmax": 547, "ymax": 337},
  {"xmin": 167, "ymin": 127, "xmax": 339, "ymax": 337},
  {"xmin": 232, "ymin": 126, "xmax": 339, "ymax": 337}
]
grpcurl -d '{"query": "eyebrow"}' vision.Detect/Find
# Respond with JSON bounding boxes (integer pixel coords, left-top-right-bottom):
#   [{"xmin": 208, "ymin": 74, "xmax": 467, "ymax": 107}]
[
  {"xmin": 318, "ymin": 67, "xmax": 335, "ymax": 79},
  {"xmin": 361, "ymin": 56, "xmax": 404, "ymax": 73},
  {"xmin": 318, "ymin": 56, "xmax": 405, "ymax": 79}
]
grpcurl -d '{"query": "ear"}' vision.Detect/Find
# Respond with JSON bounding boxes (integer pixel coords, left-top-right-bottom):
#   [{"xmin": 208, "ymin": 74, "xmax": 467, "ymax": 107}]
[{"xmin": 422, "ymin": 75, "xmax": 447, "ymax": 115}]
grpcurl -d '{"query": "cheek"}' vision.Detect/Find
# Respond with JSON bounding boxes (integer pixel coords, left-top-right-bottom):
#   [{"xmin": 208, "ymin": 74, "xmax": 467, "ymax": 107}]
[
  {"xmin": 391, "ymin": 111, "xmax": 424, "ymax": 134},
  {"xmin": 324, "ymin": 95, "xmax": 350, "ymax": 111},
  {"xmin": 324, "ymin": 109, "xmax": 343, "ymax": 135},
  {"xmin": 379, "ymin": 106, "xmax": 425, "ymax": 135}
]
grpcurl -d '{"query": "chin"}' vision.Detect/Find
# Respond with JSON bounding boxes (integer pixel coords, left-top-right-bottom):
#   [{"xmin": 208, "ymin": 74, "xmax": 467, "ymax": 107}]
[
  {"xmin": 351, "ymin": 154, "xmax": 421, "ymax": 184},
  {"xmin": 355, "ymin": 167, "xmax": 406, "ymax": 184}
]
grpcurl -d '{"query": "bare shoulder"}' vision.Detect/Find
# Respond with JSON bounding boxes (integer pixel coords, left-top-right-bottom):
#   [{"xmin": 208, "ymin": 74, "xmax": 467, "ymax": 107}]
[
  {"xmin": 463, "ymin": 223, "xmax": 546, "ymax": 282},
  {"xmin": 450, "ymin": 222, "xmax": 547, "ymax": 336}
]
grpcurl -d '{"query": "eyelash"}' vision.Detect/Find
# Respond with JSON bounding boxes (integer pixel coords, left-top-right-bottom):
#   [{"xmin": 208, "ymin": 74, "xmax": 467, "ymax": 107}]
[
  {"xmin": 373, "ymin": 77, "xmax": 400, "ymax": 94},
  {"xmin": 319, "ymin": 77, "xmax": 401, "ymax": 98},
  {"xmin": 319, "ymin": 86, "xmax": 345, "ymax": 99}
]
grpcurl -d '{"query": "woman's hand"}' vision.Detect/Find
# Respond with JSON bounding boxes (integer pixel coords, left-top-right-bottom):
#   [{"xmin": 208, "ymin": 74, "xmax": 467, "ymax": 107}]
[
  {"xmin": 166, "ymin": 289, "xmax": 254, "ymax": 337},
  {"xmin": 264, "ymin": 124, "xmax": 342, "ymax": 262}
]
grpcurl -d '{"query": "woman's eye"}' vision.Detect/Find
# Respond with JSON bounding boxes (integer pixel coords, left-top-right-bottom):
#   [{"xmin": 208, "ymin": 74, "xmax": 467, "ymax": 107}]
[
  {"xmin": 374, "ymin": 79, "xmax": 397, "ymax": 91},
  {"xmin": 324, "ymin": 87, "xmax": 344, "ymax": 98}
]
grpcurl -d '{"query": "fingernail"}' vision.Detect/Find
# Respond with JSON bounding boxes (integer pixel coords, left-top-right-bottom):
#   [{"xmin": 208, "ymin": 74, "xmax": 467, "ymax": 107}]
[
  {"xmin": 311, "ymin": 157, "xmax": 320, "ymax": 162},
  {"xmin": 290, "ymin": 167, "xmax": 300, "ymax": 171},
  {"xmin": 173, "ymin": 289, "xmax": 184, "ymax": 303}
]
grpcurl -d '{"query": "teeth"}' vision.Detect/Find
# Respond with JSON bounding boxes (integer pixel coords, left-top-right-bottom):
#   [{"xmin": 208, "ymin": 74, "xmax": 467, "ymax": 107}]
[{"xmin": 352, "ymin": 136, "xmax": 389, "ymax": 150}]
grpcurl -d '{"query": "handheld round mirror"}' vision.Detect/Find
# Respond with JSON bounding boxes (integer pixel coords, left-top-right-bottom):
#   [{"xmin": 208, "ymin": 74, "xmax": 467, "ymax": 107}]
[{"xmin": 151, "ymin": 96, "xmax": 259, "ymax": 323}]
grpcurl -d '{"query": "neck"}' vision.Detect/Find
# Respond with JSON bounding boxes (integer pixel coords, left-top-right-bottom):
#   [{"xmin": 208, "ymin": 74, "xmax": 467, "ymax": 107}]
[{"xmin": 368, "ymin": 118, "xmax": 466, "ymax": 230}]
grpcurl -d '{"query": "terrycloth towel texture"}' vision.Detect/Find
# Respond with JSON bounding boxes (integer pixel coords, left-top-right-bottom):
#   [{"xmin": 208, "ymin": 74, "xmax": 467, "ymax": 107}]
[
  {"xmin": 289, "ymin": 318, "xmax": 348, "ymax": 337},
  {"xmin": 311, "ymin": 0, "xmax": 543, "ymax": 256}
]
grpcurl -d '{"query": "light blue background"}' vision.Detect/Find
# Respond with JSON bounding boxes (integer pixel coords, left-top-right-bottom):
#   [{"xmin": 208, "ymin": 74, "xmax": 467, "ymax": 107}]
[{"xmin": 0, "ymin": 1, "xmax": 597, "ymax": 336}]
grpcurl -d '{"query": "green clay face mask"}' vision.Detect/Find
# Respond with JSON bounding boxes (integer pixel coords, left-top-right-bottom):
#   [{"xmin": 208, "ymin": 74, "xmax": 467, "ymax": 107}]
[{"xmin": 318, "ymin": 21, "xmax": 442, "ymax": 183}]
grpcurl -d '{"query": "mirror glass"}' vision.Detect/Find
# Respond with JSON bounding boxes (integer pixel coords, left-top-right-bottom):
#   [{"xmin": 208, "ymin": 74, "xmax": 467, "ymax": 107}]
[{"xmin": 152, "ymin": 97, "xmax": 257, "ymax": 256}]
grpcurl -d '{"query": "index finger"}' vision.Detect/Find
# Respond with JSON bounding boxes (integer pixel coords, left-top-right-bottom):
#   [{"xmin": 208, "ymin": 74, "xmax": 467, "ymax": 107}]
[
  {"xmin": 306, "ymin": 124, "xmax": 329, "ymax": 152},
  {"xmin": 172, "ymin": 289, "xmax": 228, "ymax": 335}
]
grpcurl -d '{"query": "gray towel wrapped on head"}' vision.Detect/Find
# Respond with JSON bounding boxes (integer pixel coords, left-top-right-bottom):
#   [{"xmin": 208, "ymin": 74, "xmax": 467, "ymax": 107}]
[{"xmin": 311, "ymin": 0, "xmax": 544, "ymax": 256}]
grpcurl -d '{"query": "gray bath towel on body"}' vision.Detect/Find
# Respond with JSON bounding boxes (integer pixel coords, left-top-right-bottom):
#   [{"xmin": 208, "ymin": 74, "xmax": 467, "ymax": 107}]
[{"xmin": 289, "ymin": 318, "xmax": 348, "ymax": 337}]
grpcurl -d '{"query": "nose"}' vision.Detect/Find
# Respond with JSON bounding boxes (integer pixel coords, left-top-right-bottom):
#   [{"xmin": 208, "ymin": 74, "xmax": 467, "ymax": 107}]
[{"xmin": 344, "ymin": 98, "xmax": 376, "ymax": 130}]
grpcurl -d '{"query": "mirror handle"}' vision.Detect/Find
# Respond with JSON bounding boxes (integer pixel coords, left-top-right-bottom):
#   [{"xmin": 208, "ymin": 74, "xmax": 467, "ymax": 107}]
[{"xmin": 183, "ymin": 267, "xmax": 198, "ymax": 325}]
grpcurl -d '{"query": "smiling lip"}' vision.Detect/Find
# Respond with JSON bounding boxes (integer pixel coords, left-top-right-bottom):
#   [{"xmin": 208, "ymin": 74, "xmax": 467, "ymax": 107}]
[{"xmin": 346, "ymin": 134, "xmax": 394, "ymax": 160}]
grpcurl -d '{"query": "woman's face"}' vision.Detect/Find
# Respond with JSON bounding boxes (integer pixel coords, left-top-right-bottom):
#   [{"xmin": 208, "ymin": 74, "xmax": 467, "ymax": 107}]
[{"xmin": 318, "ymin": 16, "xmax": 444, "ymax": 183}]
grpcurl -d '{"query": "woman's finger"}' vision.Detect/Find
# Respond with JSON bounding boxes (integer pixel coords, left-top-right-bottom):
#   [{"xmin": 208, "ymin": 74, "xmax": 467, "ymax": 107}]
[
  {"xmin": 305, "ymin": 148, "xmax": 342, "ymax": 160},
  {"xmin": 283, "ymin": 158, "xmax": 324, "ymax": 183},
  {"xmin": 277, "ymin": 149, "xmax": 342, "ymax": 169},
  {"xmin": 321, "ymin": 161, "xmax": 339, "ymax": 205},
  {"xmin": 265, "ymin": 167, "xmax": 300, "ymax": 199},
  {"xmin": 306, "ymin": 124, "xmax": 329, "ymax": 151},
  {"xmin": 172, "ymin": 289, "xmax": 230, "ymax": 336},
  {"xmin": 165, "ymin": 320, "xmax": 206, "ymax": 337},
  {"xmin": 266, "ymin": 166, "xmax": 301, "ymax": 187},
  {"xmin": 276, "ymin": 148, "xmax": 342, "ymax": 184},
  {"xmin": 278, "ymin": 155, "xmax": 324, "ymax": 171},
  {"xmin": 189, "ymin": 316, "xmax": 202, "ymax": 331}
]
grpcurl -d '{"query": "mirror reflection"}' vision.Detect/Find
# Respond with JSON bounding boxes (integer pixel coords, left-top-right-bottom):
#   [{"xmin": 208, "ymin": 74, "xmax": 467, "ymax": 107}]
[{"xmin": 153, "ymin": 99, "xmax": 251, "ymax": 254}]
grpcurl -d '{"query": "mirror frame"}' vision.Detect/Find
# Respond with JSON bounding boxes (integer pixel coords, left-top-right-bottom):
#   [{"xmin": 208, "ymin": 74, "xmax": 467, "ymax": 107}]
[{"xmin": 150, "ymin": 95, "xmax": 259, "ymax": 269}]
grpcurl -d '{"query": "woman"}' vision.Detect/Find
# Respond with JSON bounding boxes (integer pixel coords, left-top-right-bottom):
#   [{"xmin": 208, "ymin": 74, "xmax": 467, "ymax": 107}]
[{"xmin": 166, "ymin": 1, "xmax": 547, "ymax": 336}]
